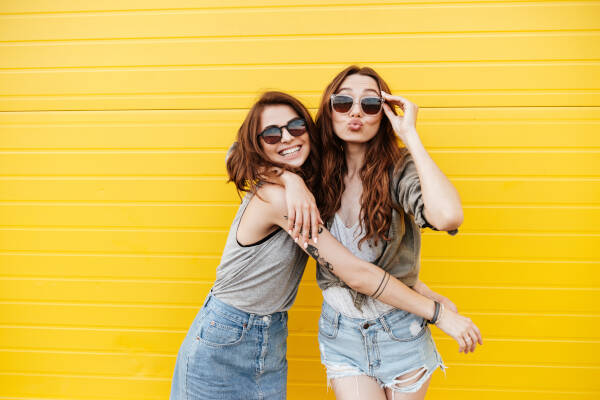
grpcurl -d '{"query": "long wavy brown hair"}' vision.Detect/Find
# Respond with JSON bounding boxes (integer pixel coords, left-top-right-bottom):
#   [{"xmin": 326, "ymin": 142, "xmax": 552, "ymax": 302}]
[
  {"xmin": 315, "ymin": 66, "xmax": 408, "ymax": 248},
  {"xmin": 226, "ymin": 91, "xmax": 322, "ymax": 199}
]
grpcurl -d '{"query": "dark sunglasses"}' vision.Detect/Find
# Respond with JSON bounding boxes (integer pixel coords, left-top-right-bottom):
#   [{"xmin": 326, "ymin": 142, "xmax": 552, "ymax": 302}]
[
  {"xmin": 330, "ymin": 93, "xmax": 384, "ymax": 115},
  {"xmin": 257, "ymin": 117, "xmax": 307, "ymax": 145}
]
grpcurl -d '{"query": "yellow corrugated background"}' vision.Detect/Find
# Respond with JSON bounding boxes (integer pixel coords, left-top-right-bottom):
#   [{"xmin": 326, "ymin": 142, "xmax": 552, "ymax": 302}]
[{"xmin": 1, "ymin": 1, "xmax": 599, "ymax": 399}]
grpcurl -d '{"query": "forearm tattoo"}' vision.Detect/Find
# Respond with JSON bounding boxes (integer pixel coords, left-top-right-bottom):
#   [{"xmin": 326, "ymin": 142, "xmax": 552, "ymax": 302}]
[{"xmin": 306, "ymin": 244, "xmax": 333, "ymax": 272}]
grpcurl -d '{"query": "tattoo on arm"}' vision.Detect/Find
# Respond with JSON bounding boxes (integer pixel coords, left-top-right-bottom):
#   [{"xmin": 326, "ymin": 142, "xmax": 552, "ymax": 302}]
[{"xmin": 306, "ymin": 244, "xmax": 333, "ymax": 272}]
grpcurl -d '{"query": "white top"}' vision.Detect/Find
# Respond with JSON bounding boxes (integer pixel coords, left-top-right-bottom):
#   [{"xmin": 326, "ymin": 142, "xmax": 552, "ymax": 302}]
[{"xmin": 322, "ymin": 213, "xmax": 395, "ymax": 319}]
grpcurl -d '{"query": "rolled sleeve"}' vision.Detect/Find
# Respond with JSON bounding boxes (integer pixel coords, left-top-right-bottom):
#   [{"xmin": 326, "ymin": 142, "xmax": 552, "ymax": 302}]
[{"xmin": 395, "ymin": 154, "xmax": 459, "ymax": 236}]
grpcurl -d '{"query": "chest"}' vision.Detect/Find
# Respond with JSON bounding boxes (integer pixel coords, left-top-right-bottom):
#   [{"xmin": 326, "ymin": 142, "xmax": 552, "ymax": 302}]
[{"xmin": 336, "ymin": 177, "xmax": 363, "ymax": 228}]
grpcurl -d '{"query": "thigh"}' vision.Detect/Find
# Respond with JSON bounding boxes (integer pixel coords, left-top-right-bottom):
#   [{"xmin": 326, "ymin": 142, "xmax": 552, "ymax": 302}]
[
  {"xmin": 332, "ymin": 375, "xmax": 388, "ymax": 400},
  {"xmin": 385, "ymin": 374, "xmax": 432, "ymax": 400}
]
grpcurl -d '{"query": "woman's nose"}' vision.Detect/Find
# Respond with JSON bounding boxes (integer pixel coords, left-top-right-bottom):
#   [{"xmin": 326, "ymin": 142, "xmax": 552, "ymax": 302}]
[
  {"xmin": 349, "ymin": 100, "xmax": 362, "ymax": 117},
  {"xmin": 280, "ymin": 127, "xmax": 293, "ymax": 143}
]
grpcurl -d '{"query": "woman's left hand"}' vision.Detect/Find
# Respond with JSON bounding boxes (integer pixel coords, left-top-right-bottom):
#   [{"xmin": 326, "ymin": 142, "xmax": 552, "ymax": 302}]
[
  {"xmin": 436, "ymin": 294, "xmax": 458, "ymax": 314},
  {"xmin": 381, "ymin": 90, "xmax": 419, "ymax": 142}
]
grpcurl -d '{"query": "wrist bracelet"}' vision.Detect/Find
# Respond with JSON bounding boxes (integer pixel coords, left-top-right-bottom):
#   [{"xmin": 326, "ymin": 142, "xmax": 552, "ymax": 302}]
[
  {"xmin": 434, "ymin": 303, "xmax": 445, "ymax": 326},
  {"xmin": 427, "ymin": 301, "xmax": 441, "ymax": 324}
]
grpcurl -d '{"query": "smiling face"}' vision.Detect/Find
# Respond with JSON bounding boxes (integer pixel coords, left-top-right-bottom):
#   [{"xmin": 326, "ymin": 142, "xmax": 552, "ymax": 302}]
[
  {"xmin": 259, "ymin": 104, "xmax": 311, "ymax": 168},
  {"xmin": 331, "ymin": 74, "xmax": 382, "ymax": 144}
]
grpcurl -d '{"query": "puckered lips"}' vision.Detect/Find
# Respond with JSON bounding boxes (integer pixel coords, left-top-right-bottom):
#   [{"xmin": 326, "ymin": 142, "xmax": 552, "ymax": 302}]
[{"xmin": 348, "ymin": 118, "xmax": 363, "ymax": 131}]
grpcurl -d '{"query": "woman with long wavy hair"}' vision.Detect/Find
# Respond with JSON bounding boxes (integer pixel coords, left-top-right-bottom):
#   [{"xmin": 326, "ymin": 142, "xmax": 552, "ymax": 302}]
[
  {"xmin": 170, "ymin": 88, "xmax": 481, "ymax": 399},
  {"xmin": 309, "ymin": 65, "xmax": 484, "ymax": 399}
]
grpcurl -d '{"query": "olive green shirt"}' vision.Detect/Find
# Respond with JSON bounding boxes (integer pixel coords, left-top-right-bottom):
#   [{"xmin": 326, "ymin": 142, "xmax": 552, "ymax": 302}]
[{"xmin": 315, "ymin": 150, "xmax": 459, "ymax": 310}]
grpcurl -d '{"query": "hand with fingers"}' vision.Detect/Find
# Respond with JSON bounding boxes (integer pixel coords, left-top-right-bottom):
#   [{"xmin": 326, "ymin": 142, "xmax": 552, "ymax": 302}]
[
  {"xmin": 282, "ymin": 173, "xmax": 324, "ymax": 248},
  {"xmin": 381, "ymin": 90, "xmax": 420, "ymax": 143},
  {"xmin": 434, "ymin": 307, "xmax": 483, "ymax": 354}
]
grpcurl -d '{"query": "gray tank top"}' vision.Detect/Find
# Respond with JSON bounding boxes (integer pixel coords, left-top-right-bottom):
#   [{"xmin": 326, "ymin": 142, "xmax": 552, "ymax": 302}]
[{"xmin": 211, "ymin": 191, "xmax": 308, "ymax": 315}]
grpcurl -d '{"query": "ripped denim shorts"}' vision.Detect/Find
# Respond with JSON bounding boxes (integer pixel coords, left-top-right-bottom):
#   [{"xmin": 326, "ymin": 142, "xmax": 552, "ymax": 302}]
[{"xmin": 318, "ymin": 299, "xmax": 448, "ymax": 394}]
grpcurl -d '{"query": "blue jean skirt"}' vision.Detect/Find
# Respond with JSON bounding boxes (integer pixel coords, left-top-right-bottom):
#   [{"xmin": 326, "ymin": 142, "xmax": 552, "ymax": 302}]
[
  {"xmin": 318, "ymin": 299, "xmax": 448, "ymax": 394},
  {"xmin": 170, "ymin": 291, "xmax": 288, "ymax": 400}
]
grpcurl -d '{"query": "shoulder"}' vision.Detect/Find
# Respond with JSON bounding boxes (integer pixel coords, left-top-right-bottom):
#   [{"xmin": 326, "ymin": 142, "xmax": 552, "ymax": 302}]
[{"xmin": 254, "ymin": 183, "xmax": 288, "ymax": 214}]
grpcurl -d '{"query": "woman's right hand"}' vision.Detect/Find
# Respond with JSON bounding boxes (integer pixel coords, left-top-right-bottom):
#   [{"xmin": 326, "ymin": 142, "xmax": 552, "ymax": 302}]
[
  {"xmin": 435, "ymin": 308, "xmax": 483, "ymax": 354},
  {"xmin": 280, "ymin": 171, "xmax": 323, "ymax": 246}
]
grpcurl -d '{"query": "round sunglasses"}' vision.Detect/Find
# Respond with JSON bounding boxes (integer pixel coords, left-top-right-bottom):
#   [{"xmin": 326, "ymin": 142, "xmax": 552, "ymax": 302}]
[
  {"xmin": 257, "ymin": 117, "xmax": 307, "ymax": 145},
  {"xmin": 330, "ymin": 93, "xmax": 384, "ymax": 115}
]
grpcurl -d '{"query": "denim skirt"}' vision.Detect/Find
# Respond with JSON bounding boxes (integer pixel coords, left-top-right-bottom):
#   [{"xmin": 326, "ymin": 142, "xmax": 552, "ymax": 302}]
[
  {"xmin": 318, "ymin": 299, "xmax": 447, "ymax": 394},
  {"xmin": 170, "ymin": 291, "xmax": 288, "ymax": 400}
]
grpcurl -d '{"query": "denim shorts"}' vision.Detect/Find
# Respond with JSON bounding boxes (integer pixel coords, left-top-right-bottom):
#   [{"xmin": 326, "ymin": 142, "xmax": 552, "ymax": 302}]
[
  {"xmin": 170, "ymin": 291, "xmax": 288, "ymax": 400},
  {"xmin": 318, "ymin": 300, "xmax": 448, "ymax": 393}
]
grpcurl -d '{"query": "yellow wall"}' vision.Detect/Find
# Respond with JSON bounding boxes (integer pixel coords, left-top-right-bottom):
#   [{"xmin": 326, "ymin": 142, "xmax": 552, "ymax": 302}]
[{"xmin": 1, "ymin": 1, "xmax": 599, "ymax": 399}]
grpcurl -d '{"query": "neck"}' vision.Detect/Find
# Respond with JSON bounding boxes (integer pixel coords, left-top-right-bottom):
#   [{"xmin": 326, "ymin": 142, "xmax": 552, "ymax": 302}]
[{"xmin": 344, "ymin": 142, "xmax": 367, "ymax": 179}]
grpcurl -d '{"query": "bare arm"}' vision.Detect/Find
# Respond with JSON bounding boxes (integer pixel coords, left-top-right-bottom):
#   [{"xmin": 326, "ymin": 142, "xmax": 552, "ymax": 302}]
[
  {"xmin": 256, "ymin": 183, "xmax": 483, "ymax": 353},
  {"xmin": 382, "ymin": 91, "xmax": 463, "ymax": 231},
  {"xmin": 226, "ymin": 141, "xmax": 322, "ymax": 244}
]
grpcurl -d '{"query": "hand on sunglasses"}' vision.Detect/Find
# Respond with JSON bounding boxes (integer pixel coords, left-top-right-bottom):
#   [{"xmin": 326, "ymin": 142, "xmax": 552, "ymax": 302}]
[{"xmin": 381, "ymin": 91, "xmax": 420, "ymax": 142}]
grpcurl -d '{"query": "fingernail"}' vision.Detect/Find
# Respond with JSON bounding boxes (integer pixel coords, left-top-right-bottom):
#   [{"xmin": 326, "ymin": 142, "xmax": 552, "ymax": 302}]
[
  {"xmin": 294, "ymin": 237, "xmax": 298, "ymax": 243},
  {"xmin": 303, "ymin": 242, "xmax": 308, "ymax": 249},
  {"xmin": 288, "ymin": 230, "xmax": 292, "ymax": 235},
  {"xmin": 314, "ymin": 238, "xmax": 318, "ymax": 244}
]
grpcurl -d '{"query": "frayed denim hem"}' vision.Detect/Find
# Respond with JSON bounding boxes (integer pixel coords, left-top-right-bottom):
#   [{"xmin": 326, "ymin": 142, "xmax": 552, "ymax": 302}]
[
  {"xmin": 381, "ymin": 361, "xmax": 449, "ymax": 395},
  {"xmin": 322, "ymin": 362, "xmax": 367, "ymax": 392}
]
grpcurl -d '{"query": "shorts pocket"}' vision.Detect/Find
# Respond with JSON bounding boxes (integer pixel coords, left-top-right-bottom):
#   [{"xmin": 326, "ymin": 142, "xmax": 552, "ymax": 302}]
[
  {"xmin": 318, "ymin": 307, "xmax": 340, "ymax": 339},
  {"xmin": 380, "ymin": 309, "xmax": 427, "ymax": 342},
  {"xmin": 196, "ymin": 308, "xmax": 245, "ymax": 347}
]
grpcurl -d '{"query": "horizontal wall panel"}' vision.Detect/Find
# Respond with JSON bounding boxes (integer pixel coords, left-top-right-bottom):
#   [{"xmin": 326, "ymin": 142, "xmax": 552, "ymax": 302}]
[
  {"xmin": 3, "ymin": 33, "xmax": 599, "ymax": 69},
  {"xmin": 0, "ymin": 0, "xmax": 577, "ymax": 15},
  {"xmin": 2, "ymin": 205, "xmax": 599, "ymax": 234},
  {"xmin": 2, "ymin": 108, "xmax": 599, "ymax": 150},
  {"xmin": 2, "ymin": 327, "xmax": 598, "ymax": 367},
  {"xmin": 0, "ymin": 325, "xmax": 185, "ymax": 354},
  {"xmin": 1, "ymin": 178, "xmax": 597, "ymax": 205},
  {"xmin": 0, "ymin": 253, "xmax": 223, "ymax": 280},
  {"xmin": 1, "ymin": 64, "xmax": 599, "ymax": 111},
  {"xmin": 4, "ymin": 90, "xmax": 600, "ymax": 112},
  {"xmin": 1, "ymin": 279, "xmax": 598, "ymax": 314},
  {"xmin": 426, "ymin": 389, "xmax": 599, "ymax": 400},
  {"xmin": 1, "ymin": 227, "xmax": 599, "ymax": 259},
  {"xmin": 0, "ymin": 204, "xmax": 240, "ymax": 229},
  {"xmin": 1, "ymin": 303, "xmax": 598, "ymax": 341},
  {"xmin": 289, "ymin": 359, "xmax": 600, "ymax": 391},
  {"xmin": 1, "ymin": 3, "xmax": 598, "ymax": 42},
  {"xmin": 3, "ymin": 64, "xmax": 597, "ymax": 96},
  {"xmin": 1, "ymin": 349, "xmax": 598, "ymax": 387},
  {"xmin": 2, "ymin": 254, "xmax": 599, "ymax": 288},
  {"xmin": 1, "ymin": 150, "xmax": 598, "ymax": 177},
  {"xmin": 0, "ymin": 374, "xmax": 597, "ymax": 400},
  {"xmin": 0, "ymin": 375, "xmax": 169, "ymax": 400}
]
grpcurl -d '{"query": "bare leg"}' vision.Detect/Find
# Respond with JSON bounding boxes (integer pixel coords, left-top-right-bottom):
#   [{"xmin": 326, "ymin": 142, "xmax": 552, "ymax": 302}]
[
  {"xmin": 384, "ymin": 367, "xmax": 432, "ymax": 400},
  {"xmin": 331, "ymin": 375, "xmax": 388, "ymax": 400}
]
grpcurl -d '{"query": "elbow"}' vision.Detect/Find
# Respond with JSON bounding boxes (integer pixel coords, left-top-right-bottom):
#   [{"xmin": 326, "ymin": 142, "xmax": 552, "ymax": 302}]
[
  {"xmin": 435, "ymin": 207, "xmax": 463, "ymax": 231},
  {"xmin": 342, "ymin": 264, "xmax": 370, "ymax": 293}
]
